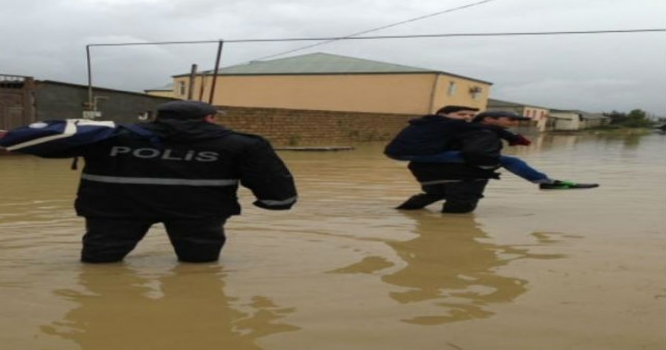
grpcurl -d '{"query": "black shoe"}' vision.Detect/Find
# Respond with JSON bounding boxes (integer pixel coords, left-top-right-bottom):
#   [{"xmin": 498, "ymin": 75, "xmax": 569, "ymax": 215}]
[
  {"xmin": 539, "ymin": 180, "xmax": 599, "ymax": 190},
  {"xmin": 396, "ymin": 193, "xmax": 445, "ymax": 210}
]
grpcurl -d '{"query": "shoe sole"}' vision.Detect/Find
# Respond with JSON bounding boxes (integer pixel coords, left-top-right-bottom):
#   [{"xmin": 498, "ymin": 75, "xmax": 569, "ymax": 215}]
[{"xmin": 540, "ymin": 185, "xmax": 599, "ymax": 190}]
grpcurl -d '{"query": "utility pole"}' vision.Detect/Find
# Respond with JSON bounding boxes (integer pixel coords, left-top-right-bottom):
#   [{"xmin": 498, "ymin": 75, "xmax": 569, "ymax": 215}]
[
  {"xmin": 208, "ymin": 40, "xmax": 224, "ymax": 104},
  {"xmin": 187, "ymin": 64, "xmax": 197, "ymax": 100}
]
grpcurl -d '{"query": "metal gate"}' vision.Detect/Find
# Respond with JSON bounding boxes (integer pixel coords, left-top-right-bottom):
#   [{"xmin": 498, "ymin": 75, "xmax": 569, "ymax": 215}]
[{"xmin": 0, "ymin": 74, "xmax": 35, "ymax": 131}]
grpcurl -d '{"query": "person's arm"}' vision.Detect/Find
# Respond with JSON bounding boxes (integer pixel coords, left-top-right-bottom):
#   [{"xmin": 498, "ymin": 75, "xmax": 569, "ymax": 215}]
[
  {"xmin": 496, "ymin": 128, "xmax": 532, "ymax": 146},
  {"xmin": 0, "ymin": 119, "xmax": 116, "ymax": 158},
  {"xmin": 237, "ymin": 138, "xmax": 297, "ymax": 210},
  {"xmin": 457, "ymin": 129, "xmax": 502, "ymax": 169}
]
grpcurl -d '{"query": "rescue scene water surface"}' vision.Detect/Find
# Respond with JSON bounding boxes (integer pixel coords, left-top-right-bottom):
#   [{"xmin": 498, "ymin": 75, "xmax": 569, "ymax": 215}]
[{"xmin": 0, "ymin": 133, "xmax": 664, "ymax": 350}]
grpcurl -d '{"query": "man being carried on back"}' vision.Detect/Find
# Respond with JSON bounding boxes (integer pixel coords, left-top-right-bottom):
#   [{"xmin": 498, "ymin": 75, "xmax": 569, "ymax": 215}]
[{"xmin": 385, "ymin": 105, "xmax": 598, "ymax": 211}]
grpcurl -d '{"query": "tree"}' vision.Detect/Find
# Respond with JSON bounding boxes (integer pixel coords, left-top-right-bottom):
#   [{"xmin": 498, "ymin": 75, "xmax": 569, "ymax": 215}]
[{"xmin": 603, "ymin": 109, "xmax": 654, "ymax": 128}]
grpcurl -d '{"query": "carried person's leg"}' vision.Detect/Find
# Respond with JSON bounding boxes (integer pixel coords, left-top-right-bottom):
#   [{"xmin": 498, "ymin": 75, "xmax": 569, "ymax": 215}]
[
  {"xmin": 163, "ymin": 218, "xmax": 227, "ymax": 262},
  {"xmin": 82, "ymin": 218, "xmax": 153, "ymax": 263},
  {"xmin": 441, "ymin": 179, "xmax": 489, "ymax": 213},
  {"xmin": 500, "ymin": 155, "xmax": 599, "ymax": 189},
  {"xmin": 499, "ymin": 155, "xmax": 550, "ymax": 183}
]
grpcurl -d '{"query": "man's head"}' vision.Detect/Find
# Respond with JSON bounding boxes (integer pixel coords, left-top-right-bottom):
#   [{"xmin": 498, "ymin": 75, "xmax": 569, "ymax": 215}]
[
  {"xmin": 435, "ymin": 105, "xmax": 480, "ymax": 121},
  {"xmin": 156, "ymin": 101, "xmax": 218, "ymax": 122},
  {"xmin": 472, "ymin": 111, "xmax": 531, "ymax": 128}
]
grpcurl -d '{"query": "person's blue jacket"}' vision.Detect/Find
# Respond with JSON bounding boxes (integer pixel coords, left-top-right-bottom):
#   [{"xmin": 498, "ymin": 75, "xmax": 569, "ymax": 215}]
[{"xmin": 384, "ymin": 115, "xmax": 502, "ymax": 169}]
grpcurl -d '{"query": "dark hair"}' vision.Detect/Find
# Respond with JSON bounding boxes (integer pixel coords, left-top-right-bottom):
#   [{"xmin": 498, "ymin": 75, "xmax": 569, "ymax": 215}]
[
  {"xmin": 435, "ymin": 105, "xmax": 480, "ymax": 115},
  {"xmin": 472, "ymin": 110, "xmax": 531, "ymax": 123}
]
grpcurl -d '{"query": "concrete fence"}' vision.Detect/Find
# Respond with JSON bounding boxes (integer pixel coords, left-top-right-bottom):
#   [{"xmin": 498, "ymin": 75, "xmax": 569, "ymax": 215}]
[{"xmin": 218, "ymin": 106, "xmax": 416, "ymax": 146}]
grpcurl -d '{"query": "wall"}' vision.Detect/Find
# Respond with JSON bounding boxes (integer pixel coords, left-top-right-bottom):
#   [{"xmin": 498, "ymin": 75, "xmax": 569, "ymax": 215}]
[
  {"xmin": 144, "ymin": 90, "xmax": 175, "ymax": 99},
  {"xmin": 522, "ymin": 107, "xmax": 549, "ymax": 132},
  {"xmin": 430, "ymin": 74, "xmax": 491, "ymax": 113},
  {"xmin": 581, "ymin": 118, "xmax": 608, "ymax": 128},
  {"xmin": 34, "ymin": 82, "xmax": 175, "ymax": 124},
  {"xmin": 550, "ymin": 112, "xmax": 581, "ymax": 130},
  {"xmin": 171, "ymin": 73, "xmax": 490, "ymax": 116},
  {"xmin": 217, "ymin": 106, "xmax": 416, "ymax": 146}
]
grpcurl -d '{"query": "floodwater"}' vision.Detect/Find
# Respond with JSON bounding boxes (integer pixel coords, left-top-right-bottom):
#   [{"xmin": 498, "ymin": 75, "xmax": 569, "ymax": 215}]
[{"xmin": 0, "ymin": 133, "xmax": 664, "ymax": 350}]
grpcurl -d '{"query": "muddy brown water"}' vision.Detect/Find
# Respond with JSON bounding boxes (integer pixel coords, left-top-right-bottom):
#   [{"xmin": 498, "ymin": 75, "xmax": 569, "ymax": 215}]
[{"xmin": 0, "ymin": 133, "xmax": 663, "ymax": 350}]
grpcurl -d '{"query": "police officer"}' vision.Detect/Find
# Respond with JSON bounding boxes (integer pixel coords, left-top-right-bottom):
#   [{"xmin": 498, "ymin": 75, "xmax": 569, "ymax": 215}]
[{"xmin": 0, "ymin": 100, "xmax": 297, "ymax": 263}]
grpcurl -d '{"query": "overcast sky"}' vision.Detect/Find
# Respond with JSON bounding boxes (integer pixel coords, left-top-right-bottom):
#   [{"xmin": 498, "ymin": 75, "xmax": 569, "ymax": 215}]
[{"xmin": 2, "ymin": 0, "xmax": 664, "ymax": 116}]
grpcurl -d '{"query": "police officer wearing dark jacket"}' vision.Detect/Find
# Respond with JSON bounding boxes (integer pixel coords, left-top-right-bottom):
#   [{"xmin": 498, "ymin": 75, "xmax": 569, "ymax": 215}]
[
  {"xmin": 0, "ymin": 101, "xmax": 297, "ymax": 263},
  {"xmin": 385, "ymin": 106, "xmax": 502, "ymax": 213}
]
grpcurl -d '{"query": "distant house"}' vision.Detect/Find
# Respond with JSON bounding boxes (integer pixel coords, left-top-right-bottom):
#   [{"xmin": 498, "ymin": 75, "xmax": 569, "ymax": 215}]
[
  {"xmin": 147, "ymin": 52, "xmax": 493, "ymax": 115},
  {"xmin": 144, "ymin": 82, "xmax": 174, "ymax": 99},
  {"xmin": 0, "ymin": 74, "xmax": 175, "ymax": 131},
  {"xmin": 486, "ymin": 98, "xmax": 550, "ymax": 132},
  {"xmin": 549, "ymin": 109, "xmax": 610, "ymax": 130}
]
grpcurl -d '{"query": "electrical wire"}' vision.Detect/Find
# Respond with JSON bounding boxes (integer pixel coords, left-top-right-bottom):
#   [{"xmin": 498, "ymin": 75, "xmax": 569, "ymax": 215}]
[
  {"xmin": 87, "ymin": 29, "xmax": 666, "ymax": 47},
  {"xmin": 252, "ymin": 0, "xmax": 499, "ymax": 60}
]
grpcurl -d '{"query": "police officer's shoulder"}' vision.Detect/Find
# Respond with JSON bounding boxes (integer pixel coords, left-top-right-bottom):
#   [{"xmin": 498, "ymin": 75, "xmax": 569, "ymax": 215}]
[
  {"xmin": 228, "ymin": 130, "xmax": 266, "ymax": 140},
  {"xmin": 227, "ymin": 130, "xmax": 273, "ymax": 146}
]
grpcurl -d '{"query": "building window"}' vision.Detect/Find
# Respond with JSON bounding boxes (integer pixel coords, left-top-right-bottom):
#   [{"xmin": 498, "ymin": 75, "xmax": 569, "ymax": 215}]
[
  {"xmin": 469, "ymin": 86, "xmax": 482, "ymax": 100},
  {"xmin": 178, "ymin": 81, "xmax": 186, "ymax": 96},
  {"xmin": 447, "ymin": 82, "xmax": 457, "ymax": 96}
]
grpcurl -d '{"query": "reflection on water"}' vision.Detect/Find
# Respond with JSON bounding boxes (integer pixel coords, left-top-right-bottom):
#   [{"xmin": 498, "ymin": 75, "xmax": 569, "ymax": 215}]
[
  {"xmin": 40, "ymin": 264, "xmax": 298, "ymax": 350},
  {"xmin": 0, "ymin": 133, "xmax": 664, "ymax": 350},
  {"xmin": 331, "ymin": 211, "xmax": 563, "ymax": 325}
]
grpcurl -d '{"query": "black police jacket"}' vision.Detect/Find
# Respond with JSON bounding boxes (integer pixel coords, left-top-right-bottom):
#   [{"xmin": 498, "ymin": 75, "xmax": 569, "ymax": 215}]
[{"xmin": 2, "ymin": 119, "xmax": 297, "ymax": 219}]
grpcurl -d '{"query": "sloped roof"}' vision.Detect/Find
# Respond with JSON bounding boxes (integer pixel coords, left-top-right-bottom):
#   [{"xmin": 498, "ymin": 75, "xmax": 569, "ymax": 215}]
[
  {"xmin": 488, "ymin": 98, "xmax": 549, "ymax": 110},
  {"xmin": 145, "ymin": 82, "xmax": 173, "ymax": 91},
  {"xmin": 175, "ymin": 52, "xmax": 491, "ymax": 84},
  {"xmin": 39, "ymin": 80, "xmax": 174, "ymax": 100}
]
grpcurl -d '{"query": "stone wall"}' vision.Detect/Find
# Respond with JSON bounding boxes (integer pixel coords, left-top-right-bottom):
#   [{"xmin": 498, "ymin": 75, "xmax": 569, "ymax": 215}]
[{"xmin": 218, "ymin": 106, "xmax": 416, "ymax": 146}]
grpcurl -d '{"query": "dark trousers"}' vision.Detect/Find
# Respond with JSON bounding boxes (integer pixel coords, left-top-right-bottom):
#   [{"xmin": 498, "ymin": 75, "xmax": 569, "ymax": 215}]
[
  {"xmin": 81, "ymin": 217, "xmax": 227, "ymax": 263},
  {"xmin": 396, "ymin": 179, "xmax": 488, "ymax": 213}
]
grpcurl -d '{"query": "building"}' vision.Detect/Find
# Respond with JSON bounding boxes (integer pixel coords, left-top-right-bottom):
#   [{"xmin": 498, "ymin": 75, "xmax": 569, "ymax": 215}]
[
  {"xmin": 487, "ymin": 98, "xmax": 550, "ymax": 132},
  {"xmin": 147, "ymin": 52, "xmax": 493, "ymax": 115},
  {"xmin": 0, "ymin": 74, "xmax": 176, "ymax": 132},
  {"xmin": 549, "ymin": 109, "xmax": 610, "ymax": 131},
  {"xmin": 144, "ymin": 82, "xmax": 175, "ymax": 99}
]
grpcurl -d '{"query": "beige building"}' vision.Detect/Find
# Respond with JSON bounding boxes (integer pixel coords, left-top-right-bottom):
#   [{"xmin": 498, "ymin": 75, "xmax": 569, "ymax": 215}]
[
  {"xmin": 487, "ymin": 98, "xmax": 550, "ymax": 132},
  {"xmin": 144, "ymin": 82, "xmax": 175, "ymax": 99},
  {"xmin": 147, "ymin": 53, "xmax": 492, "ymax": 115}
]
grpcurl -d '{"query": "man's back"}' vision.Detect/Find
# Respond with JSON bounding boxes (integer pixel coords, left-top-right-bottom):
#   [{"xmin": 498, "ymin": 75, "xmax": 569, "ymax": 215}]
[
  {"xmin": 76, "ymin": 118, "xmax": 296, "ymax": 219},
  {"xmin": 384, "ymin": 115, "xmax": 472, "ymax": 158}
]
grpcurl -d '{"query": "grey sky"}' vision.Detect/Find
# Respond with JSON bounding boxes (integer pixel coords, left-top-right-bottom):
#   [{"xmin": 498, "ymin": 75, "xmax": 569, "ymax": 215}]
[{"xmin": 2, "ymin": 0, "xmax": 664, "ymax": 116}]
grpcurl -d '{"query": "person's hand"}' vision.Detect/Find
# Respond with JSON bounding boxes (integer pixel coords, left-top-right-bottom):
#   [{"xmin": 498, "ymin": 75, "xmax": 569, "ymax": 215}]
[
  {"xmin": 0, "ymin": 130, "xmax": 6, "ymax": 140},
  {"xmin": 508, "ymin": 133, "xmax": 531, "ymax": 146}
]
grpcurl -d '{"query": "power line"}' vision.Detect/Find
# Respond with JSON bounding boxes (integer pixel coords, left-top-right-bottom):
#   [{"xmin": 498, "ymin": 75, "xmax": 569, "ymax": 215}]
[
  {"xmin": 252, "ymin": 0, "xmax": 499, "ymax": 60},
  {"xmin": 84, "ymin": 27, "xmax": 665, "ymax": 105},
  {"xmin": 87, "ymin": 29, "xmax": 666, "ymax": 47}
]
